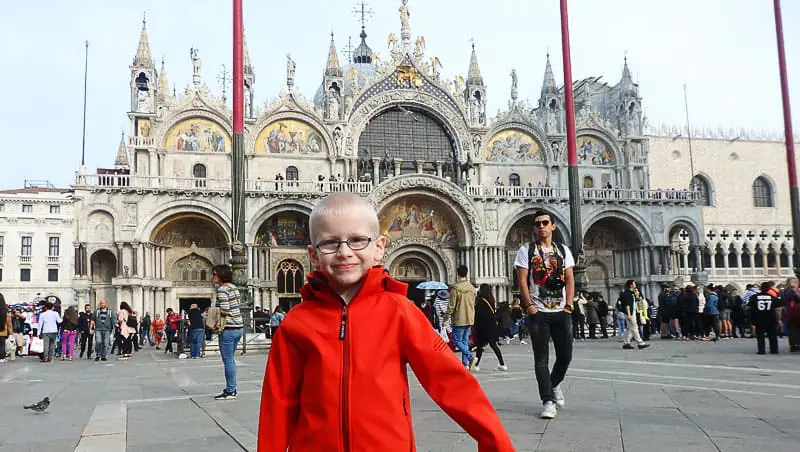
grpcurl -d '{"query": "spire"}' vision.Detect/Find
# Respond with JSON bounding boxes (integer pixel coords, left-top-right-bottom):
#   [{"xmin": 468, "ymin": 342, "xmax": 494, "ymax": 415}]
[
  {"xmin": 158, "ymin": 56, "xmax": 170, "ymax": 101},
  {"xmin": 243, "ymin": 30, "xmax": 253, "ymax": 76},
  {"xmin": 325, "ymin": 32, "xmax": 342, "ymax": 77},
  {"xmin": 466, "ymin": 43, "xmax": 483, "ymax": 85},
  {"xmin": 133, "ymin": 14, "xmax": 153, "ymax": 67},
  {"xmin": 541, "ymin": 52, "xmax": 557, "ymax": 96},
  {"xmin": 620, "ymin": 55, "xmax": 635, "ymax": 93},
  {"xmin": 114, "ymin": 132, "xmax": 130, "ymax": 168}
]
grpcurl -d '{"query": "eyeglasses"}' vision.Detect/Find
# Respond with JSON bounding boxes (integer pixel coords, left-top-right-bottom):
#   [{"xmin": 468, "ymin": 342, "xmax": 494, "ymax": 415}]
[
  {"xmin": 315, "ymin": 236, "xmax": 374, "ymax": 254},
  {"xmin": 534, "ymin": 220, "xmax": 551, "ymax": 227}
]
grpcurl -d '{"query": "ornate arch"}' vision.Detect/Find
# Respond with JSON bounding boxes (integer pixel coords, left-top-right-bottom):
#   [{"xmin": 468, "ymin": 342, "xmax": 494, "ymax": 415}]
[
  {"xmin": 154, "ymin": 107, "xmax": 236, "ymax": 151},
  {"xmin": 247, "ymin": 199, "xmax": 315, "ymax": 245},
  {"xmin": 480, "ymin": 120, "xmax": 550, "ymax": 165},
  {"xmin": 137, "ymin": 200, "xmax": 232, "ymax": 244},
  {"xmin": 250, "ymin": 109, "xmax": 336, "ymax": 160},
  {"xmin": 384, "ymin": 242, "xmax": 455, "ymax": 284},
  {"xmin": 497, "ymin": 206, "xmax": 573, "ymax": 248},
  {"xmin": 79, "ymin": 205, "xmax": 120, "ymax": 240},
  {"xmin": 575, "ymin": 127, "xmax": 623, "ymax": 167},
  {"xmin": 367, "ymin": 174, "xmax": 484, "ymax": 244},
  {"xmin": 584, "ymin": 207, "xmax": 655, "ymax": 245},
  {"xmin": 347, "ymin": 89, "xmax": 472, "ymax": 162},
  {"xmin": 666, "ymin": 216, "xmax": 703, "ymax": 246}
]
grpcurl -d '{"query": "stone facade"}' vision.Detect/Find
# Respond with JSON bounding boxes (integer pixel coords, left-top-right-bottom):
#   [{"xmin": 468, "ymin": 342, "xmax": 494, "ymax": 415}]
[
  {"xmin": 649, "ymin": 133, "xmax": 800, "ymax": 290},
  {"xmin": 0, "ymin": 187, "xmax": 75, "ymax": 304},
  {"xmin": 70, "ymin": 2, "xmax": 703, "ymax": 315}
]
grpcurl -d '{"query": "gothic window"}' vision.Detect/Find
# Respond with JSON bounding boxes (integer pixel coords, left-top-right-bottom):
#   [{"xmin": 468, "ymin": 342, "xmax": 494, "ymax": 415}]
[
  {"xmin": 193, "ymin": 164, "xmax": 207, "ymax": 188},
  {"xmin": 583, "ymin": 176, "xmax": 594, "ymax": 188},
  {"xmin": 753, "ymin": 176, "xmax": 774, "ymax": 207},
  {"xmin": 286, "ymin": 166, "xmax": 299, "ymax": 181},
  {"xmin": 358, "ymin": 107, "xmax": 456, "ymax": 168},
  {"xmin": 692, "ymin": 175, "xmax": 713, "ymax": 206},
  {"xmin": 509, "ymin": 173, "xmax": 520, "ymax": 186},
  {"xmin": 277, "ymin": 260, "xmax": 304, "ymax": 294}
]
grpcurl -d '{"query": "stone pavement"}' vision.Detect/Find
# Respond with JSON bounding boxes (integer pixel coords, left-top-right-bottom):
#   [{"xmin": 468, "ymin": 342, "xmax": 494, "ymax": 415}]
[{"xmin": 1, "ymin": 336, "xmax": 799, "ymax": 452}]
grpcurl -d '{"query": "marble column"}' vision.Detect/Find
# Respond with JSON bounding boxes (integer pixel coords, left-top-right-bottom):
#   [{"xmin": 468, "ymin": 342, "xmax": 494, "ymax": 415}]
[
  {"xmin": 681, "ymin": 250, "xmax": 689, "ymax": 275},
  {"xmin": 132, "ymin": 242, "xmax": 140, "ymax": 277},
  {"xmin": 115, "ymin": 242, "xmax": 124, "ymax": 276},
  {"xmin": 115, "ymin": 286, "xmax": 122, "ymax": 306},
  {"xmin": 134, "ymin": 286, "xmax": 143, "ymax": 314},
  {"xmin": 436, "ymin": 162, "xmax": 443, "ymax": 178},
  {"xmin": 393, "ymin": 159, "xmax": 402, "ymax": 177},
  {"xmin": 372, "ymin": 158, "xmax": 381, "ymax": 183},
  {"xmin": 81, "ymin": 244, "xmax": 88, "ymax": 277},
  {"xmin": 74, "ymin": 244, "xmax": 81, "ymax": 276},
  {"xmin": 143, "ymin": 243, "xmax": 150, "ymax": 278},
  {"xmin": 415, "ymin": 160, "xmax": 424, "ymax": 174}
]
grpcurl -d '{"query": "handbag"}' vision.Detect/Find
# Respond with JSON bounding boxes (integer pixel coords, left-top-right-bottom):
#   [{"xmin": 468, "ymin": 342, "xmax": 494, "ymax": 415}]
[{"xmin": 29, "ymin": 336, "xmax": 44, "ymax": 354}]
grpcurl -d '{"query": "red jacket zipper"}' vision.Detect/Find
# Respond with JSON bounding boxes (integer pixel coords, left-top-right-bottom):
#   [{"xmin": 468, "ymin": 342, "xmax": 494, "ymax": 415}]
[{"xmin": 340, "ymin": 303, "xmax": 350, "ymax": 452}]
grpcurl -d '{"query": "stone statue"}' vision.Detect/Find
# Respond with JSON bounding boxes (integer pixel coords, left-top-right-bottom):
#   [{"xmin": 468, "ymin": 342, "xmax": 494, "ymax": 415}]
[
  {"xmin": 510, "ymin": 69, "xmax": 519, "ymax": 102},
  {"xmin": 547, "ymin": 109, "xmax": 557, "ymax": 132},
  {"xmin": 333, "ymin": 128, "xmax": 343, "ymax": 155},
  {"xmin": 328, "ymin": 89, "xmax": 340, "ymax": 119},
  {"xmin": 551, "ymin": 141, "xmax": 562, "ymax": 163},
  {"xmin": 190, "ymin": 48, "xmax": 201, "ymax": 87},
  {"xmin": 472, "ymin": 134, "xmax": 482, "ymax": 155},
  {"xmin": 286, "ymin": 54, "xmax": 296, "ymax": 89},
  {"xmin": 399, "ymin": 0, "xmax": 410, "ymax": 32}
]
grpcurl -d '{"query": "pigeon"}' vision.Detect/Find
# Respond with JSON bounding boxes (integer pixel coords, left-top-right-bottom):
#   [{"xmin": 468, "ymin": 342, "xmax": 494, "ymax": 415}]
[{"xmin": 24, "ymin": 397, "xmax": 50, "ymax": 413}]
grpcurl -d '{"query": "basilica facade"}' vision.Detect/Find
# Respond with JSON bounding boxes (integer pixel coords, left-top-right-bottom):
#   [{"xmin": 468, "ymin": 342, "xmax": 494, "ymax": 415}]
[{"xmin": 70, "ymin": 4, "xmax": 703, "ymax": 315}]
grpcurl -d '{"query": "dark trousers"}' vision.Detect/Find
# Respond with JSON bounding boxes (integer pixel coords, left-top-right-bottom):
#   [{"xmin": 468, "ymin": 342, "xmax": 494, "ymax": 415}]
[
  {"xmin": 588, "ymin": 323, "xmax": 598, "ymax": 338},
  {"xmin": 599, "ymin": 317, "xmax": 609, "ymax": 338},
  {"xmin": 527, "ymin": 311, "xmax": 573, "ymax": 403},
  {"xmin": 121, "ymin": 334, "xmax": 133, "ymax": 355},
  {"xmin": 756, "ymin": 321, "xmax": 779, "ymax": 354},
  {"xmin": 572, "ymin": 315, "xmax": 585, "ymax": 339},
  {"xmin": 165, "ymin": 330, "xmax": 176, "ymax": 353},
  {"xmin": 79, "ymin": 332, "xmax": 94, "ymax": 357},
  {"xmin": 475, "ymin": 340, "xmax": 505, "ymax": 367},
  {"xmin": 131, "ymin": 333, "xmax": 140, "ymax": 351}
]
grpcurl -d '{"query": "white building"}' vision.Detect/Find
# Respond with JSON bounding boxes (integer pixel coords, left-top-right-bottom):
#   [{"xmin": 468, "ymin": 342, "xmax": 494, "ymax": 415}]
[{"xmin": 0, "ymin": 185, "xmax": 75, "ymax": 304}]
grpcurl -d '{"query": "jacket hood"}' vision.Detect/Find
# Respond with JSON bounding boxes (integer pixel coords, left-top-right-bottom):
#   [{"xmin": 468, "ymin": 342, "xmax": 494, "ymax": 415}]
[
  {"xmin": 300, "ymin": 265, "xmax": 408, "ymax": 306},
  {"xmin": 451, "ymin": 280, "xmax": 474, "ymax": 294}
]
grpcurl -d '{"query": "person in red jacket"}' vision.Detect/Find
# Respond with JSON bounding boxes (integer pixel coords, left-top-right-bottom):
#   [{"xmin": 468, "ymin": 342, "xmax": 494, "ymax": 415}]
[{"xmin": 259, "ymin": 193, "xmax": 514, "ymax": 452}]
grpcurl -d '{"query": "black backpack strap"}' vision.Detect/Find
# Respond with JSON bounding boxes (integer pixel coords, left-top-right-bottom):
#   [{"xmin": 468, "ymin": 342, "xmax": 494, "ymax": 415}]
[{"xmin": 527, "ymin": 242, "xmax": 535, "ymax": 269}]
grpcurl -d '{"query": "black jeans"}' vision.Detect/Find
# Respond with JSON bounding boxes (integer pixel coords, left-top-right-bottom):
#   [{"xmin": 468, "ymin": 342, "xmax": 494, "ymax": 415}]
[
  {"xmin": 165, "ymin": 330, "xmax": 176, "ymax": 353},
  {"xmin": 756, "ymin": 320, "xmax": 778, "ymax": 354},
  {"xmin": 79, "ymin": 332, "xmax": 94, "ymax": 357},
  {"xmin": 475, "ymin": 341, "xmax": 505, "ymax": 367},
  {"xmin": 527, "ymin": 311, "xmax": 573, "ymax": 403},
  {"xmin": 599, "ymin": 317, "xmax": 609, "ymax": 338}
]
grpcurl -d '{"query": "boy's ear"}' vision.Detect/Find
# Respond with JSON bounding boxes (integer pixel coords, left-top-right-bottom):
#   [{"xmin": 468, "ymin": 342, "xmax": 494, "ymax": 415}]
[
  {"xmin": 308, "ymin": 244, "xmax": 320, "ymax": 269},
  {"xmin": 373, "ymin": 235, "xmax": 387, "ymax": 262}
]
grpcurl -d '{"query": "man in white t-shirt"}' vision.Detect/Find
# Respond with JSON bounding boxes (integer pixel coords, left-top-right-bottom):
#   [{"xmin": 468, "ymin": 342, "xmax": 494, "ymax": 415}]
[{"xmin": 514, "ymin": 210, "xmax": 575, "ymax": 420}]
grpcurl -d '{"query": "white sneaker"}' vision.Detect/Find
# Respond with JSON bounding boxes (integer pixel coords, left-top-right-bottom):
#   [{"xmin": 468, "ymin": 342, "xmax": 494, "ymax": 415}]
[
  {"xmin": 472, "ymin": 365, "xmax": 480, "ymax": 372},
  {"xmin": 495, "ymin": 364, "xmax": 508, "ymax": 371},
  {"xmin": 520, "ymin": 340, "xmax": 528, "ymax": 345},
  {"xmin": 505, "ymin": 337, "xmax": 512, "ymax": 345},
  {"xmin": 540, "ymin": 401, "xmax": 557, "ymax": 419},
  {"xmin": 553, "ymin": 385, "xmax": 565, "ymax": 408}
]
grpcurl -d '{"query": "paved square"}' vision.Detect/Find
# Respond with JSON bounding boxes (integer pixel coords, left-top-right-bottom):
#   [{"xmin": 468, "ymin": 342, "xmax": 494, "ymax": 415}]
[{"xmin": 1, "ymin": 337, "xmax": 799, "ymax": 451}]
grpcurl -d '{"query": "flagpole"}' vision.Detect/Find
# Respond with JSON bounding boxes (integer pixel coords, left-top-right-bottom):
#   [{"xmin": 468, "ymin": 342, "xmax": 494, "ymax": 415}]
[
  {"xmin": 560, "ymin": 0, "xmax": 586, "ymax": 291},
  {"xmin": 773, "ymin": 0, "xmax": 800, "ymax": 276},
  {"xmin": 81, "ymin": 40, "xmax": 89, "ymax": 172}
]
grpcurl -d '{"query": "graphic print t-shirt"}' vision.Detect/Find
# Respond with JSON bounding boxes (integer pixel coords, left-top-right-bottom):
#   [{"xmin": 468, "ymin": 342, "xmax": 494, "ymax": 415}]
[{"xmin": 514, "ymin": 242, "xmax": 575, "ymax": 313}]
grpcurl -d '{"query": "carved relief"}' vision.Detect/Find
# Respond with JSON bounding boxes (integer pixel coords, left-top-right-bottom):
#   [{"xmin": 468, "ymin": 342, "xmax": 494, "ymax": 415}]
[
  {"xmin": 652, "ymin": 212, "xmax": 664, "ymax": 233},
  {"xmin": 368, "ymin": 174, "xmax": 484, "ymax": 243},
  {"xmin": 87, "ymin": 211, "xmax": 114, "ymax": 243},
  {"xmin": 123, "ymin": 203, "xmax": 138, "ymax": 227}
]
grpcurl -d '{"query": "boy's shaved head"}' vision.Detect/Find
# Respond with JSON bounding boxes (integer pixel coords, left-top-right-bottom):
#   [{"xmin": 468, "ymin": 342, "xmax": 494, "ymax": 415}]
[{"xmin": 309, "ymin": 193, "xmax": 380, "ymax": 243}]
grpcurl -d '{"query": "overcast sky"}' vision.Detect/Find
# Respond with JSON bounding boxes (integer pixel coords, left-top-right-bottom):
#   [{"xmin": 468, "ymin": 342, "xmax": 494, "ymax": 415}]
[{"xmin": 1, "ymin": 0, "xmax": 797, "ymax": 188}]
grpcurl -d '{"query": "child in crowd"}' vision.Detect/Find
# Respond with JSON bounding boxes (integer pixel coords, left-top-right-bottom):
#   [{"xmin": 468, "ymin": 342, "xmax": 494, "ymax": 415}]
[{"xmin": 258, "ymin": 193, "xmax": 514, "ymax": 451}]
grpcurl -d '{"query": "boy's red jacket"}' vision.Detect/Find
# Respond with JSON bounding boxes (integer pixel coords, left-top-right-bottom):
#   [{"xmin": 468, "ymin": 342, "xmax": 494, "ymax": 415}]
[{"xmin": 258, "ymin": 266, "xmax": 515, "ymax": 452}]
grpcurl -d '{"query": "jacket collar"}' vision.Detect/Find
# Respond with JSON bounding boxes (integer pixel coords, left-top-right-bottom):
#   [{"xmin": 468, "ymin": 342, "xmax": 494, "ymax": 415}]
[{"xmin": 301, "ymin": 265, "xmax": 408, "ymax": 306}]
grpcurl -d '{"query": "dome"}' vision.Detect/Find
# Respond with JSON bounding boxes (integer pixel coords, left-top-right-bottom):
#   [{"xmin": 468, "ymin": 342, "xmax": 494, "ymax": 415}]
[{"xmin": 314, "ymin": 62, "xmax": 378, "ymax": 109}]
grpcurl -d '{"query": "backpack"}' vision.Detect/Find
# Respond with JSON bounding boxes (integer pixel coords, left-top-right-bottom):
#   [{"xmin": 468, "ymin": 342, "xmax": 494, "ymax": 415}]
[
  {"xmin": 615, "ymin": 296, "xmax": 624, "ymax": 312},
  {"xmin": 126, "ymin": 314, "xmax": 137, "ymax": 328},
  {"xmin": 527, "ymin": 241, "xmax": 568, "ymax": 270}
]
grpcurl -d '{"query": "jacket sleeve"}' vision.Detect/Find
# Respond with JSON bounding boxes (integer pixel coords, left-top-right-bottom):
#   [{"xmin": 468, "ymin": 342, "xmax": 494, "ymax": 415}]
[
  {"xmin": 447, "ymin": 288, "xmax": 459, "ymax": 317},
  {"xmin": 258, "ymin": 326, "xmax": 304, "ymax": 452},
  {"xmin": 401, "ymin": 302, "xmax": 515, "ymax": 452}
]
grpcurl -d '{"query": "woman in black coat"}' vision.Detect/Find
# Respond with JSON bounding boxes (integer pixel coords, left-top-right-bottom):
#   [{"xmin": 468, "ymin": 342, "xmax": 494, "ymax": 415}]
[{"xmin": 473, "ymin": 284, "xmax": 506, "ymax": 372}]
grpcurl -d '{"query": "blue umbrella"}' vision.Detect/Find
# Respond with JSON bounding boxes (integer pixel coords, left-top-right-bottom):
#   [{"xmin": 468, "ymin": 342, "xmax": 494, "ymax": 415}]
[{"xmin": 416, "ymin": 281, "xmax": 448, "ymax": 290}]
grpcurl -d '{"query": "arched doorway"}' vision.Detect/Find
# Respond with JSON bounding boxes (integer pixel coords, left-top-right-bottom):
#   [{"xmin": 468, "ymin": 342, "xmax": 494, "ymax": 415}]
[
  {"xmin": 150, "ymin": 213, "xmax": 229, "ymax": 313},
  {"xmin": 389, "ymin": 251, "xmax": 440, "ymax": 307},
  {"xmin": 90, "ymin": 249, "xmax": 117, "ymax": 306},
  {"xmin": 358, "ymin": 106, "xmax": 458, "ymax": 182},
  {"xmin": 584, "ymin": 217, "xmax": 644, "ymax": 302}
]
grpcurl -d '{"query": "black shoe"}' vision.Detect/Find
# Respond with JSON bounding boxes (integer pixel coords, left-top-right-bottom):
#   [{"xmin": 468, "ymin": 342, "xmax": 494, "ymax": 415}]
[
  {"xmin": 95, "ymin": 357, "xmax": 100, "ymax": 362},
  {"xmin": 79, "ymin": 353, "xmax": 84, "ymax": 358},
  {"xmin": 638, "ymin": 343, "xmax": 650, "ymax": 349},
  {"xmin": 623, "ymin": 344, "xmax": 635, "ymax": 349},
  {"xmin": 214, "ymin": 390, "xmax": 237, "ymax": 400},
  {"xmin": 101, "ymin": 357, "xmax": 108, "ymax": 361}
]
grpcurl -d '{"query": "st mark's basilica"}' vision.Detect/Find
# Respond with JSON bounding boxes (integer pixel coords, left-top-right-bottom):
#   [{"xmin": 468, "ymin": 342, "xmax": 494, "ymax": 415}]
[{"xmin": 69, "ymin": 1, "xmax": 706, "ymax": 316}]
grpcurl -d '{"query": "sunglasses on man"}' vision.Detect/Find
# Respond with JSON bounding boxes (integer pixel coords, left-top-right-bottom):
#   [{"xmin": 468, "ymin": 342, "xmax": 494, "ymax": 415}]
[{"xmin": 534, "ymin": 220, "xmax": 551, "ymax": 228}]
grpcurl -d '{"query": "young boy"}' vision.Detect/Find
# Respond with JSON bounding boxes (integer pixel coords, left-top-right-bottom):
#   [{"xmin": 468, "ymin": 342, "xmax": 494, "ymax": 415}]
[{"xmin": 259, "ymin": 193, "xmax": 514, "ymax": 451}]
